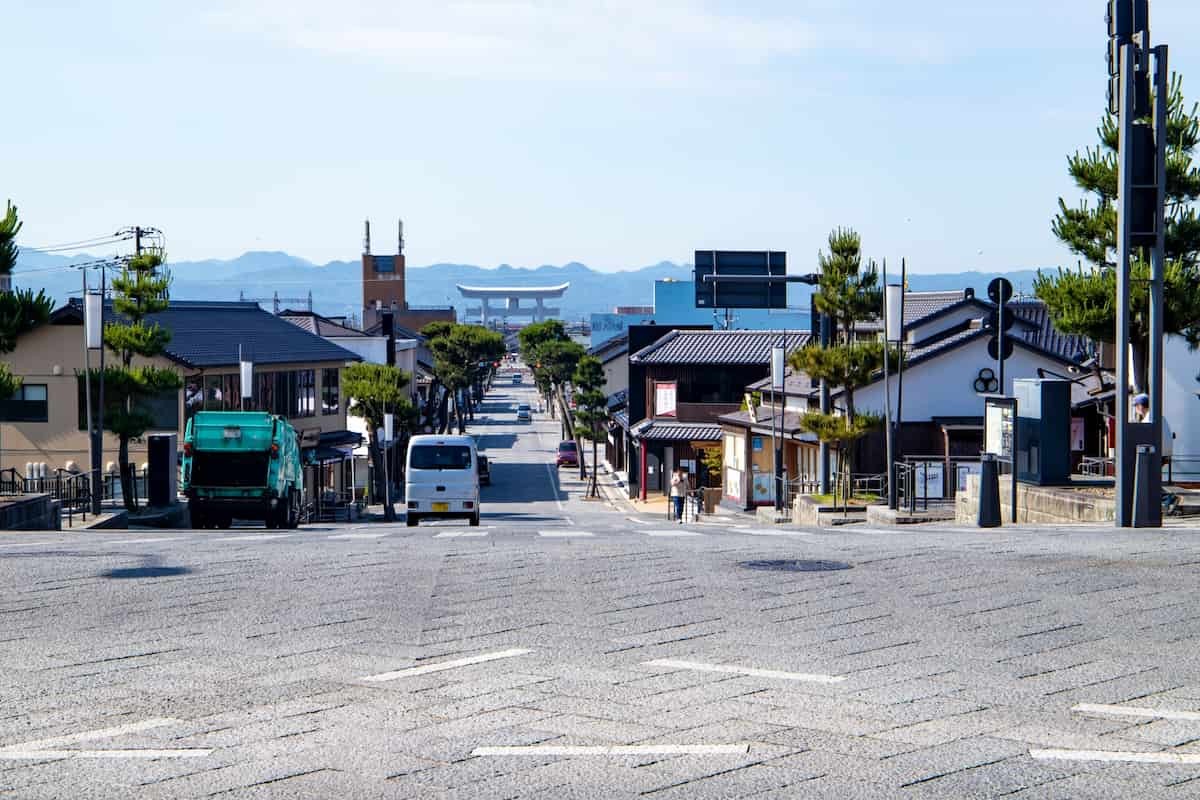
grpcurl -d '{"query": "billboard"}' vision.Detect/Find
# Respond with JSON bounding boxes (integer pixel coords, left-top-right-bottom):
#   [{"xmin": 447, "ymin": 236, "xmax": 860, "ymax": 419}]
[{"xmin": 694, "ymin": 250, "xmax": 787, "ymax": 309}]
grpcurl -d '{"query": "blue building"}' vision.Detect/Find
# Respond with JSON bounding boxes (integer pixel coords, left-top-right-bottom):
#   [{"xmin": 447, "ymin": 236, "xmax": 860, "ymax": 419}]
[{"xmin": 590, "ymin": 279, "xmax": 811, "ymax": 347}]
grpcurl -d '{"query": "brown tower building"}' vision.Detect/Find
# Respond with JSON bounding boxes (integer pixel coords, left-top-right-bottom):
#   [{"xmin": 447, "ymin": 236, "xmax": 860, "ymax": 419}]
[{"xmin": 362, "ymin": 219, "xmax": 406, "ymax": 331}]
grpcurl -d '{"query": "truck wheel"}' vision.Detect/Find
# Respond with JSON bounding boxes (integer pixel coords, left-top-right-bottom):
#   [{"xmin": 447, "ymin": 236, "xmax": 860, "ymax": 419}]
[
  {"xmin": 406, "ymin": 514, "xmax": 419, "ymax": 528},
  {"xmin": 288, "ymin": 491, "xmax": 301, "ymax": 529},
  {"xmin": 217, "ymin": 517, "xmax": 232, "ymax": 529},
  {"xmin": 265, "ymin": 512, "xmax": 278, "ymax": 530},
  {"xmin": 190, "ymin": 506, "xmax": 204, "ymax": 530}
]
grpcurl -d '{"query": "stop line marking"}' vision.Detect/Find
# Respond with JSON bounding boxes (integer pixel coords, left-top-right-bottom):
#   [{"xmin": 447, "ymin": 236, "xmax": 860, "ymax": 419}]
[
  {"xmin": 327, "ymin": 532, "xmax": 390, "ymax": 540},
  {"xmin": 0, "ymin": 718, "xmax": 211, "ymax": 760},
  {"xmin": 433, "ymin": 530, "xmax": 490, "ymax": 538},
  {"xmin": 539, "ymin": 530, "xmax": 594, "ymax": 538},
  {"xmin": 1031, "ymin": 749, "xmax": 1200, "ymax": 765},
  {"xmin": 1072, "ymin": 703, "xmax": 1200, "ymax": 722},
  {"xmin": 473, "ymin": 744, "xmax": 749, "ymax": 757},
  {"xmin": 643, "ymin": 658, "xmax": 845, "ymax": 684},
  {"xmin": 360, "ymin": 648, "xmax": 532, "ymax": 682}
]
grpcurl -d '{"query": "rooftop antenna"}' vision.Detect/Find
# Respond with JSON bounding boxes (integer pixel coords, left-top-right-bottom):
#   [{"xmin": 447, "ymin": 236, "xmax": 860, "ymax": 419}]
[
  {"xmin": 398, "ymin": 219, "xmax": 404, "ymax": 255},
  {"xmin": 363, "ymin": 219, "xmax": 371, "ymax": 255}
]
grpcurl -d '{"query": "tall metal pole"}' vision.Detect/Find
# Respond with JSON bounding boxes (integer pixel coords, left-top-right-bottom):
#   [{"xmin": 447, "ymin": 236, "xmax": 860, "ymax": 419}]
[
  {"xmin": 1115, "ymin": 43, "xmax": 1136, "ymax": 527},
  {"xmin": 1148, "ymin": 44, "xmax": 1168, "ymax": 527},
  {"xmin": 818, "ymin": 312, "xmax": 831, "ymax": 495},
  {"xmin": 83, "ymin": 271, "xmax": 97, "ymax": 514},
  {"xmin": 896, "ymin": 258, "xmax": 907, "ymax": 474},
  {"xmin": 883, "ymin": 260, "xmax": 895, "ymax": 510}
]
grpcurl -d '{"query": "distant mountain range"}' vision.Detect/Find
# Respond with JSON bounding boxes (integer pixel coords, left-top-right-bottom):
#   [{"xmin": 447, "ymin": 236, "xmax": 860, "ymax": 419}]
[{"xmin": 12, "ymin": 249, "xmax": 1051, "ymax": 321}]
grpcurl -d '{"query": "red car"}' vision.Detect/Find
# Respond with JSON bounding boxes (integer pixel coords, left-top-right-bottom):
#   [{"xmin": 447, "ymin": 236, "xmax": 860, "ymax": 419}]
[{"xmin": 556, "ymin": 441, "xmax": 578, "ymax": 468}]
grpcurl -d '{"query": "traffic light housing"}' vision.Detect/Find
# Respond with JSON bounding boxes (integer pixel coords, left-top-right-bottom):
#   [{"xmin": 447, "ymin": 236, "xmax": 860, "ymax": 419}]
[{"xmin": 1106, "ymin": 0, "xmax": 1150, "ymax": 116}]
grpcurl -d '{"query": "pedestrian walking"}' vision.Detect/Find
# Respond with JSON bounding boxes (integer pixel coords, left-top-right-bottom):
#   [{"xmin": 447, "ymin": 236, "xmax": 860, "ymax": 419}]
[{"xmin": 670, "ymin": 468, "xmax": 686, "ymax": 523}]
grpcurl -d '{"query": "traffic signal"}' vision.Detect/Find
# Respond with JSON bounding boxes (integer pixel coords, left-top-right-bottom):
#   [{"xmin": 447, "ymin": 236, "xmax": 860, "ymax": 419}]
[
  {"xmin": 984, "ymin": 278, "xmax": 1014, "ymax": 363},
  {"xmin": 1106, "ymin": 0, "xmax": 1149, "ymax": 116}
]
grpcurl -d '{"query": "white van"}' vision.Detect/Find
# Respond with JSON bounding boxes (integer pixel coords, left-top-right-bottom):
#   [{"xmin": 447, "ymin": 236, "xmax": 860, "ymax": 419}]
[{"xmin": 405, "ymin": 434, "xmax": 480, "ymax": 527}]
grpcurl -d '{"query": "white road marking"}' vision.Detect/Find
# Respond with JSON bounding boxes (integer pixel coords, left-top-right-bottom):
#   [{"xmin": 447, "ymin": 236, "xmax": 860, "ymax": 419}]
[
  {"xmin": 327, "ymin": 532, "xmax": 389, "ymax": 540},
  {"xmin": 742, "ymin": 528, "xmax": 813, "ymax": 537},
  {"xmin": 1030, "ymin": 748, "xmax": 1200, "ymax": 765},
  {"xmin": 101, "ymin": 538, "xmax": 172, "ymax": 545},
  {"xmin": 0, "ymin": 718, "xmax": 211, "ymax": 760},
  {"xmin": 646, "ymin": 529, "xmax": 703, "ymax": 537},
  {"xmin": 472, "ymin": 744, "xmax": 749, "ymax": 756},
  {"xmin": 214, "ymin": 534, "xmax": 291, "ymax": 542},
  {"xmin": 539, "ymin": 530, "xmax": 594, "ymax": 538},
  {"xmin": 643, "ymin": 658, "xmax": 845, "ymax": 684},
  {"xmin": 544, "ymin": 462, "xmax": 566, "ymax": 511},
  {"xmin": 433, "ymin": 530, "xmax": 490, "ymax": 538},
  {"xmin": 0, "ymin": 541, "xmax": 53, "ymax": 548},
  {"xmin": 360, "ymin": 648, "xmax": 531, "ymax": 682},
  {"xmin": 1072, "ymin": 703, "xmax": 1200, "ymax": 722},
  {"xmin": 625, "ymin": 517, "xmax": 651, "ymax": 526},
  {"xmin": 0, "ymin": 748, "xmax": 212, "ymax": 759}
]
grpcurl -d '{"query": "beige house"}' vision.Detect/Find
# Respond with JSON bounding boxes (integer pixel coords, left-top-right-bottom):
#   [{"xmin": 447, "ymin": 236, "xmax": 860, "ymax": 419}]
[{"xmin": 0, "ymin": 300, "xmax": 361, "ymax": 500}]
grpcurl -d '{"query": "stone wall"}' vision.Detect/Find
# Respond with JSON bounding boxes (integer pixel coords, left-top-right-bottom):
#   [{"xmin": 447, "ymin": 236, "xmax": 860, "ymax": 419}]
[
  {"xmin": 956, "ymin": 475, "xmax": 1115, "ymax": 525},
  {"xmin": 0, "ymin": 494, "xmax": 61, "ymax": 531}
]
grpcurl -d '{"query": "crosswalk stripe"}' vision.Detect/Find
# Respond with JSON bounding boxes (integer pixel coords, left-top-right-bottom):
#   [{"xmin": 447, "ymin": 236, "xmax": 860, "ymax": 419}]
[
  {"xmin": 646, "ymin": 529, "xmax": 703, "ymax": 537},
  {"xmin": 433, "ymin": 530, "xmax": 490, "ymax": 538},
  {"xmin": 538, "ymin": 530, "xmax": 594, "ymax": 538}
]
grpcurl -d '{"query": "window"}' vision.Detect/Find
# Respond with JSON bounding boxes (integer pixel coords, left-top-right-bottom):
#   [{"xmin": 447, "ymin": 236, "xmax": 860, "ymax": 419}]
[
  {"xmin": 0, "ymin": 383, "xmax": 49, "ymax": 423},
  {"xmin": 295, "ymin": 369, "xmax": 315, "ymax": 418},
  {"xmin": 322, "ymin": 368, "xmax": 339, "ymax": 416},
  {"xmin": 408, "ymin": 445, "xmax": 472, "ymax": 470}
]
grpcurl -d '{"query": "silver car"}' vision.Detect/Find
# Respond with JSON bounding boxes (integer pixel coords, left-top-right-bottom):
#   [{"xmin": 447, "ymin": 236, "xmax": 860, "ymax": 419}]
[{"xmin": 516, "ymin": 404, "xmax": 531, "ymax": 422}]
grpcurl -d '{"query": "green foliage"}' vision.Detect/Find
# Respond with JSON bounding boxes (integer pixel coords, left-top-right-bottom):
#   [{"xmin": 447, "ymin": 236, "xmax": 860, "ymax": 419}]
[
  {"xmin": 1053, "ymin": 74, "xmax": 1200, "ymax": 269},
  {"xmin": 420, "ymin": 320, "xmax": 455, "ymax": 341},
  {"xmin": 0, "ymin": 362, "xmax": 20, "ymax": 401},
  {"xmin": 1041, "ymin": 74, "xmax": 1200, "ymax": 389},
  {"xmin": 814, "ymin": 227, "xmax": 881, "ymax": 342},
  {"xmin": 740, "ymin": 391, "xmax": 762, "ymax": 412},
  {"xmin": 428, "ymin": 324, "xmax": 504, "ymax": 391},
  {"xmin": 0, "ymin": 287, "xmax": 53, "ymax": 354},
  {"xmin": 343, "ymin": 362, "xmax": 413, "ymax": 431},
  {"xmin": 798, "ymin": 410, "xmax": 882, "ymax": 447},
  {"xmin": 571, "ymin": 355, "xmax": 607, "ymax": 443},
  {"xmin": 0, "ymin": 200, "xmax": 20, "ymax": 277}
]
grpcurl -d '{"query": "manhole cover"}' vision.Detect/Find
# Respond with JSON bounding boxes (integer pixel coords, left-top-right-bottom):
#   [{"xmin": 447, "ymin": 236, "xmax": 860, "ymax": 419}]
[{"xmin": 739, "ymin": 559, "xmax": 852, "ymax": 573}]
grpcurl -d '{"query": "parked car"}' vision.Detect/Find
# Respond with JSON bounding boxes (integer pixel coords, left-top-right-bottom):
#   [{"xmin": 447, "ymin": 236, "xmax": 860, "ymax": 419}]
[
  {"xmin": 556, "ymin": 440, "xmax": 579, "ymax": 468},
  {"xmin": 516, "ymin": 404, "xmax": 531, "ymax": 422},
  {"xmin": 511, "ymin": 373, "xmax": 522, "ymax": 384},
  {"xmin": 477, "ymin": 454, "xmax": 491, "ymax": 486}
]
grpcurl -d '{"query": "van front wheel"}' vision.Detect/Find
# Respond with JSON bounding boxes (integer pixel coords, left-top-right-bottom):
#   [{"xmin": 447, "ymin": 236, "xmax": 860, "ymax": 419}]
[{"xmin": 469, "ymin": 512, "xmax": 480, "ymax": 527}]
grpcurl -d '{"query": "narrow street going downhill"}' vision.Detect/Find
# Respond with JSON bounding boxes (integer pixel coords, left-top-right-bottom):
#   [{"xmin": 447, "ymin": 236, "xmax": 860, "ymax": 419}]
[{"xmin": 4, "ymin": 377, "xmax": 1200, "ymax": 798}]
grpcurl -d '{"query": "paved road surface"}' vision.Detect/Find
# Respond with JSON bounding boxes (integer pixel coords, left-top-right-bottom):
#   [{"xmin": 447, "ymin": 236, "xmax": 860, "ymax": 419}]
[{"xmin": 3, "ymin": 379, "xmax": 1200, "ymax": 797}]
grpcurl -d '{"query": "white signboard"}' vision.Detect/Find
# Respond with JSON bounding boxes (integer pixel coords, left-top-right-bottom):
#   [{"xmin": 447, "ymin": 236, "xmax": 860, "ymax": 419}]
[
  {"xmin": 913, "ymin": 462, "xmax": 945, "ymax": 500},
  {"xmin": 655, "ymin": 382, "xmax": 677, "ymax": 418},
  {"xmin": 985, "ymin": 403, "xmax": 1014, "ymax": 458},
  {"xmin": 1070, "ymin": 417, "xmax": 1086, "ymax": 452},
  {"xmin": 957, "ymin": 462, "xmax": 982, "ymax": 492}
]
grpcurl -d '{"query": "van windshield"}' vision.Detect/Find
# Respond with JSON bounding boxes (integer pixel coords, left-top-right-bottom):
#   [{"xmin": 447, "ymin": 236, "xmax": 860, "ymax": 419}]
[{"xmin": 410, "ymin": 445, "xmax": 472, "ymax": 470}]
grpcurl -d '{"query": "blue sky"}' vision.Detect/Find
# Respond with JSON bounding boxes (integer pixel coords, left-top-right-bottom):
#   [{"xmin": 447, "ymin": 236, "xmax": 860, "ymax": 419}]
[{"xmin": 5, "ymin": 1, "xmax": 1200, "ymax": 274}]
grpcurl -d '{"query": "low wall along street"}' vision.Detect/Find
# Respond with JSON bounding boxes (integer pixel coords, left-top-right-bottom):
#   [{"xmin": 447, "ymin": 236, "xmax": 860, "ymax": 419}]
[{"xmin": 956, "ymin": 474, "xmax": 1115, "ymax": 525}]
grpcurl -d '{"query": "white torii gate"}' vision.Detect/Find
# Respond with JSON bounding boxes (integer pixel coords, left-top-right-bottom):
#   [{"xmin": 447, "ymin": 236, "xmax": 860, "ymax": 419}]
[{"xmin": 456, "ymin": 283, "xmax": 570, "ymax": 324}]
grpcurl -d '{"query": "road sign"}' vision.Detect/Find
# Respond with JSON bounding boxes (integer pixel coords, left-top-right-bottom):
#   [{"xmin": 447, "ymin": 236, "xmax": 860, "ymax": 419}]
[{"xmin": 694, "ymin": 251, "xmax": 787, "ymax": 309}]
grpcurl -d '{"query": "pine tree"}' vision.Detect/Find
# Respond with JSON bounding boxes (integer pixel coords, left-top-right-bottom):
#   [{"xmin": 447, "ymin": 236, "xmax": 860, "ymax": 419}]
[
  {"xmin": 343, "ymin": 363, "xmax": 414, "ymax": 522},
  {"xmin": 790, "ymin": 228, "xmax": 888, "ymax": 507},
  {"xmin": 572, "ymin": 355, "xmax": 607, "ymax": 497},
  {"xmin": 1037, "ymin": 74, "xmax": 1200, "ymax": 391},
  {"xmin": 101, "ymin": 251, "xmax": 183, "ymax": 512}
]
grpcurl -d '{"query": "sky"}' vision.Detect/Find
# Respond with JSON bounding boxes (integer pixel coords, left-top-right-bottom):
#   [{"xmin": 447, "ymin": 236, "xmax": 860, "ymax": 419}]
[{"xmin": 4, "ymin": 1, "xmax": 1200, "ymax": 274}]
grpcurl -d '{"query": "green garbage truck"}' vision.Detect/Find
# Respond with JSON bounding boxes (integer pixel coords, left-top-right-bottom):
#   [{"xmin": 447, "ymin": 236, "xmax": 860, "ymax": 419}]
[{"xmin": 181, "ymin": 411, "xmax": 305, "ymax": 529}]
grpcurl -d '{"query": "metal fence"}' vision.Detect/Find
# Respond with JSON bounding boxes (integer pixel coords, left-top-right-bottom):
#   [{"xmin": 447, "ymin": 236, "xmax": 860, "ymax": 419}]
[
  {"xmin": 1, "ymin": 467, "xmax": 94, "ymax": 524},
  {"xmin": 894, "ymin": 456, "xmax": 983, "ymax": 513}
]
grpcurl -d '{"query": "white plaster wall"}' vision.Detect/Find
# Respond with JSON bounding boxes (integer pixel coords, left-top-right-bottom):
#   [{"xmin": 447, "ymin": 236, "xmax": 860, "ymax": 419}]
[
  {"xmin": 854, "ymin": 337, "xmax": 1076, "ymax": 421},
  {"xmin": 1164, "ymin": 335, "xmax": 1200, "ymax": 464}
]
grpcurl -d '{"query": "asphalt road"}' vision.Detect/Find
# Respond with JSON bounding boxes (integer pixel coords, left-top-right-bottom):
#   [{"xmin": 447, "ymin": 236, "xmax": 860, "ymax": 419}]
[{"xmin": 4, "ymin": 378, "xmax": 1200, "ymax": 798}]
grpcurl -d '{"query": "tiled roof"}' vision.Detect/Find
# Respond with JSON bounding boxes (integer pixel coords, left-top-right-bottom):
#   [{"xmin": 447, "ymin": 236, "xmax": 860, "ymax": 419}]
[
  {"xmin": 589, "ymin": 334, "xmax": 629, "ymax": 362},
  {"xmin": 606, "ymin": 389, "xmax": 628, "ymax": 411},
  {"xmin": 56, "ymin": 300, "xmax": 361, "ymax": 369},
  {"xmin": 747, "ymin": 368, "xmax": 816, "ymax": 396},
  {"xmin": 279, "ymin": 310, "xmax": 370, "ymax": 339},
  {"xmin": 629, "ymin": 330, "xmax": 811, "ymax": 365},
  {"xmin": 612, "ymin": 410, "xmax": 630, "ymax": 430},
  {"xmin": 902, "ymin": 290, "xmax": 973, "ymax": 324},
  {"xmin": 718, "ymin": 409, "xmax": 816, "ymax": 439},
  {"xmin": 631, "ymin": 420, "xmax": 723, "ymax": 442},
  {"xmin": 1007, "ymin": 300, "xmax": 1092, "ymax": 363}
]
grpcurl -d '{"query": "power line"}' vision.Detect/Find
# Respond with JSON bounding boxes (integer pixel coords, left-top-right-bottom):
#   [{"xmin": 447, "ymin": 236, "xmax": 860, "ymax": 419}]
[{"xmin": 22, "ymin": 233, "xmax": 134, "ymax": 253}]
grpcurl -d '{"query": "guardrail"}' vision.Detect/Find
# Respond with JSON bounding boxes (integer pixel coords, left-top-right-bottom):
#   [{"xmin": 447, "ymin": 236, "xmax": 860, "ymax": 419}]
[
  {"xmin": 894, "ymin": 456, "xmax": 983, "ymax": 513},
  {"xmin": 1, "ymin": 468, "xmax": 93, "ymax": 525}
]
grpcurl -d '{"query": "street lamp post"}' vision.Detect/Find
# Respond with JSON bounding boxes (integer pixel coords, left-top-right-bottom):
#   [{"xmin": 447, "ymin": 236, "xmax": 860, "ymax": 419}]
[{"xmin": 884, "ymin": 277, "xmax": 903, "ymax": 510}]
